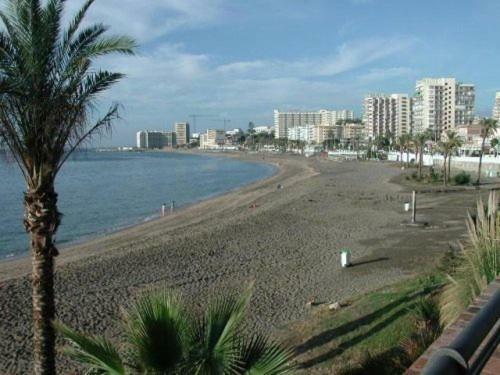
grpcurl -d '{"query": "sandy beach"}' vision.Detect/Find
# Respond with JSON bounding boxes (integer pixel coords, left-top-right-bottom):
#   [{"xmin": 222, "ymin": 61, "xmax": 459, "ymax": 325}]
[{"xmin": 0, "ymin": 153, "xmax": 481, "ymax": 373}]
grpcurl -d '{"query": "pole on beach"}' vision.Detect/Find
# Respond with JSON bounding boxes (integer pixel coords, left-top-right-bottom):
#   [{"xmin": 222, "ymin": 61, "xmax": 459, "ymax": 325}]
[
  {"xmin": 171, "ymin": 200, "xmax": 175, "ymax": 214},
  {"xmin": 411, "ymin": 191, "xmax": 417, "ymax": 224},
  {"xmin": 161, "ymin": 203, "xmax": 166, "ymax": 217}
]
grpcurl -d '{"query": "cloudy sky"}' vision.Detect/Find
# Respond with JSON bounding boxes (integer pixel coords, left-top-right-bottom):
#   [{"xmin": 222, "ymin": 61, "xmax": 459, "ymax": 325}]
[{"xmin": 67, "ymin": 0, "xmax": 500, "ymax": 146}]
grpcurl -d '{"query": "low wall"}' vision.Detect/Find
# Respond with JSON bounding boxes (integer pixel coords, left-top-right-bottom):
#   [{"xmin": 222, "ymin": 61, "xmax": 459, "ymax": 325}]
[{"xmin": 388, "ymin": 152, "xmax": 500, "ymax": 176}]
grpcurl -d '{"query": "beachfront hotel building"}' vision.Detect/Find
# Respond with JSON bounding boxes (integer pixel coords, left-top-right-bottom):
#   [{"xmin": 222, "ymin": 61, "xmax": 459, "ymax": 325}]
[
  {"xmin": 274, "ymin": 109, "xmax": 354, "ymax": 139},
  {"xmin": 199, "ymin": 129, "xmax": 226, "ymax": 149},
  {"xmin": 174, "ymin": 122, "xmax": 190, "ymax": 146},
  {"xmin": 363, "ymin": 94, "xmax": 411, "ymax": 140},
  {"xmin": 136, "ymin": 131, "xmax": 176, "ymax": 149},
  {"xmin": 412, "ymin": 78, "xmax": 475, "ymax": 139},
  {"xmin": 493, "ymin": 92, "xmax": 500, "ymax": 122}
]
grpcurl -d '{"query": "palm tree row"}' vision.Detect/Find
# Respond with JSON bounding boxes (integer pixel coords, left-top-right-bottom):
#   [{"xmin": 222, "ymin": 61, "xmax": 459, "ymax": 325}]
[
  {"xmin": 56, "ymin": 288, "xmax": 295, "ymax": 374},
  {"xmin": 0, "ymin": 0, "xmax": 136, "ymax": 373}
]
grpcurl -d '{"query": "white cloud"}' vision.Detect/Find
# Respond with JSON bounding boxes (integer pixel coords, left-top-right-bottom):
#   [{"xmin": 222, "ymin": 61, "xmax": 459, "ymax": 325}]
[
  {"xmin": 356, "ymin": 67, "xmax": 416, "ymax": 84},
  {"xmin": 65, "ymin": 0, "xmax": 224, "ymax": 42}
]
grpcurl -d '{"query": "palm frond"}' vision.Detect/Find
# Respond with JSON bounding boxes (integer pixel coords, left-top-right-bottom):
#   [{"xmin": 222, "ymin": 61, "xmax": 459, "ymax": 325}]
[
  {"xmin": 64, "ymin": 0, "xmax": 96, "ymax": 45},
  {"xmin": 124, "ymin": 290, "xmax": 190, "ymax": 373},
  {"xmin": 191, "ymin": 287, "xmax": 253, "ymax": 374},
  {"xmin": 238, "ymin": 335, "xmax": 296, "ymax": 375},
  {"xmin": 55, "ymin": 321, "xmax": 125, "ymax": 375}
]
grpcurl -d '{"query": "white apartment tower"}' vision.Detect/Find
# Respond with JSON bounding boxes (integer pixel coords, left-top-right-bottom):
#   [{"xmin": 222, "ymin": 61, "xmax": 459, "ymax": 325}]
[
  {"xmin": 274, "ymin": 109, "xmax": 354, "ymax": 138},
  {"xmin": 175, "ymin": 122, "xmax": 190, "ymax": 146},
  {"xmin": 493, "ymin": 92, "xmax": 500, "ymax": 122},
  {"xmin": 363, "ymin": 94, "xmax": 411, "ymax": 140},
  {"xmin": 274, "ymin": 110, "xmax": 322, "ymax": 139},
  {"xmin": 412, "ymin": 78, "xmax": 474, "ymax": 139}
]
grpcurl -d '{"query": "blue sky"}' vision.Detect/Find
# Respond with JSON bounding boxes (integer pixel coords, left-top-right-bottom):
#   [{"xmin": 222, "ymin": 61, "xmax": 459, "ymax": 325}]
[{"xmin": 68, "ymin": 0, "xmax": 500, "ymax": 146}]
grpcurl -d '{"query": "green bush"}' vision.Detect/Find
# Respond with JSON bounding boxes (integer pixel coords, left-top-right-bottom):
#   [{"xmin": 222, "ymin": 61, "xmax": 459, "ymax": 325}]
[
  {"xmin": 440, "ymin": 192, "xmax": 500, "ymax": 325},
  {"xmin": 453, "ymin": 171, "xmax": 471, "ymax": 185}
]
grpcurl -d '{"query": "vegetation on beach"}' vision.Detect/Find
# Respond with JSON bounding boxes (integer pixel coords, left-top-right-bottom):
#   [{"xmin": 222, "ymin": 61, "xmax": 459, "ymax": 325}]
[
  {"xmin": 440, "ymin": 191, "xmax": 500, "ymax": 325},
  {"xmin": 280, "ymin": 276, "xmax": 444, "ymax": 374},
  {"xmin": 476, "ymin": 118, "xmax": 498, "ymax": 185},
  {"xmin": 57, "ymin": 287, "xmax": 295, "ymax": 374},
  {"xmin": 282, "ymin": 191, "xmax": 499, "ymax": 374},
  {"xmin": 0, "ymin": 0, "xmax": 135, "ymax": 373}
]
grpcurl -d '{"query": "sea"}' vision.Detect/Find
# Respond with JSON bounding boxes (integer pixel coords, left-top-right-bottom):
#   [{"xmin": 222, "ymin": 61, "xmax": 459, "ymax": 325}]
[{"xmin": 0, "ymin": 151, "xmax": 276, "ymax": 260}]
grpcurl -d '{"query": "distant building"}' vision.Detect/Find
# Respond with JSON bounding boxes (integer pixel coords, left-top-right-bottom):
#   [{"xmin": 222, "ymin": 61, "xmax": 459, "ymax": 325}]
[
  {"xmin": 319, "ymin": 109, "xmax": 354, "ymax": 125},
  {"xmin": 254, "ymin": 126, "xmax": 273, "ymax": 134},
  {"xmin": 342, "ymin": 123, "xmax": 366, "ymax": 141},
  {"xmin": 136, "ymin": 130, "xmax": 176, "ymax": 149},
  {"xmin": 273, "ymin": 109, "xmax": 354, "ymax": 139},
  {"xmin": 274, "ymin": 110, "xmax": 322, "ymax": 139},
  {"xmin": 287, "ymin": 125, "xmax": 314, "ymax": 143},
  {"xmin": 363, "ymin": 94, "xmax": 411, "ymax": 140},
  {"xmin": 225, "ymin": 128, "xmax": 244, "ymax": 144},
  {"xmin": 412, "ymin": 78, "xmax": 475, "ymax": 139},
  {"xmin": 200, "ymin": 129, "xmax": 225, "ymax": 149},
  {"xmin": 493, "ymin": 92, "xmax": 500, "ymax": 122},
  {"xmin": 175, "ymin": 122, "xmax": 190, "ymax": 146}
]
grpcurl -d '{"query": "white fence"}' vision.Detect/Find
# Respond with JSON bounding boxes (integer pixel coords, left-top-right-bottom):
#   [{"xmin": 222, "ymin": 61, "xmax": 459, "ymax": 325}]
[{"xmin": 388, "ymin": 152, "xmax": 500, "ymax": 175}]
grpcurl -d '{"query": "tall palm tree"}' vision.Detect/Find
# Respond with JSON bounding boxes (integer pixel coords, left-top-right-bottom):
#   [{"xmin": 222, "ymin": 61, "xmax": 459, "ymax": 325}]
[
  {"xmin": 404, "ymin": 133, "xmax": 413, "ymax": 168},
  {"xmin": 477, "ymin": 118, "xmax": 498, "ymax": 185},
  {"xmin": 0, "ymin": 1, "xmax": 135, "ymax": 373},
  {"xmin": 445, "ymin": 131, "xmax": 463, "ymax": 182},
  {"xmin": 413, "ymin": 132, "xmax": 430, "ymax": 179},
  {"xmin": 56, "ymin": 288, "xmax": 295, "ymax": 374},
  {"xmin": 396, "ymin": 134, "xmax": 406, "ymax": 167}
]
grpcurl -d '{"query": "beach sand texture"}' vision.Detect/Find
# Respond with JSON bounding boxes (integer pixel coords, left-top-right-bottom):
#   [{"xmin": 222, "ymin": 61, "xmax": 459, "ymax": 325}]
[{"xmin": 0, "ymin": 153, "xmax": 475, "ymax": 373}]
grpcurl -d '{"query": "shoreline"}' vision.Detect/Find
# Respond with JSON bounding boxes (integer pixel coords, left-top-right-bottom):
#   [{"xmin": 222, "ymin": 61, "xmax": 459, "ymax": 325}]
[
  {"xmin": 0, "ymin": 150, "xmax": 280, "ymax": 270},
  {"xmin": 0, "ymin": 151, "xmax": 304, "ymax": 281},
  {"xmin": 0, "ymin": 154, "xmax": 479, "ymax": 373}
]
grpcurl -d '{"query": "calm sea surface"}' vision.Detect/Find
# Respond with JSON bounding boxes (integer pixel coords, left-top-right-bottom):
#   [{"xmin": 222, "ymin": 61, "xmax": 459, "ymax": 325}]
[{"xmin": 0, "ymin": 151, "xmax": 276, "ymax": 260}]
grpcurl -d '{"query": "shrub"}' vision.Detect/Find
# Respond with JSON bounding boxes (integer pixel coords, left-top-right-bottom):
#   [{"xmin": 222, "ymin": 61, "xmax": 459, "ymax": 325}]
[
  {"xmin": 429, "ymin": 168, "xmax": 441, "ymax": 183},
  {"xmin": 453, "ymin": 171, "xmax": 471, "ymax": 185},
  {"xmin": 440, "ymin": 191, "xmax": 500, "ymax": 325}
]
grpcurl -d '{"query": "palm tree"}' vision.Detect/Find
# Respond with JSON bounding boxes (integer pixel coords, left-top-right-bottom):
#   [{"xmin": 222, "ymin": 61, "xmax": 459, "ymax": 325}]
[
  {"xmin": 0, "ymin": 1, "xmax": 135, "ymax": 373},
  {"xmin": 404, "ymin": 133, "xmax": 413, "ymax": 168},
  {"xmin": 439, "ymin": 139, "xmax": 451, "ymax": 186},
  {"xmin": 413, "ymin": 132, "xmax": 430, "ymax": 179},
  {"xmin": 445, "ymin": 131, "xmax": 463, "ymax": 182},
  {"xmin": 477, "ymin": 118, "xmax": 499, "ymax": 185},
  {"xmin": 396, "ymin": 134, "xmax": 406, "ymax": 167},
  {"xmin": 491, "ymin": 138, "xmax": 499, "ymax": 157},
  {"xmin": 56, "ymin": 288, "xmax": 295, "ymax": 374}
]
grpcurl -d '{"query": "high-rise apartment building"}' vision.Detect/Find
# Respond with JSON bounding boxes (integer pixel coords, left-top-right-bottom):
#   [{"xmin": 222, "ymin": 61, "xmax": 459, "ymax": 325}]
[
  {"xmin": 363, "ymin": 94, "xmax": 411, "ymax": 140},
  {"xmin": 274, "ymin": 110, "xmax": 322, "ymax": 139},
  {"xmin": 136, "ymin": 131, "xmax": 176, "ymax": 149},
  {"xmin": 318, "ymin": 109, "xmax": 354, "ymax": 125},
  {"xmin": 199, "ymin": 129, "xmax": 225, "ymax": 149},
  {"xmin": 493, "ymin": 92, "xmax": 500, "ymax": 122},
  {"xmin": 175, "ymin": 122, "xmax": 190, "ymax": 146},
  {"xmin": 412, "ymin": 78, "xmax": 474, "ymax": 139},
  {"xmin": 274, "ymin": 109, "xmax": 354, "ymax": 138}
]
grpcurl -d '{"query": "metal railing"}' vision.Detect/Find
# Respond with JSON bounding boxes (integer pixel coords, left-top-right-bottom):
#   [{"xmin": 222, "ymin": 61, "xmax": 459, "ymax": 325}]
[{"xmin": 422, "ymin": 289, "xmax": 500, "ymax": 374}]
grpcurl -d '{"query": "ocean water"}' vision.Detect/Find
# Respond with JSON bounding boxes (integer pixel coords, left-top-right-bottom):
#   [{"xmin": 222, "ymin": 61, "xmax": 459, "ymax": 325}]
[{"xmin": 0, "ymin": 151, "xmax": 276, "ymax": 260}]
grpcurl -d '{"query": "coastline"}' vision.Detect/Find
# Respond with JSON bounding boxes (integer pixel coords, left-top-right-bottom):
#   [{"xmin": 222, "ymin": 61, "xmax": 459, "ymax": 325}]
[
  {"xmin": 0, "ymin": 154, "xmax": 479, "ymax": 373},
  {"xmin": 0, "ymin": 150, "xmax": 280, "ymax": 276},
  {"xmin": 0, "ymin": 151, "xmax": 301, "ymax": 281}
]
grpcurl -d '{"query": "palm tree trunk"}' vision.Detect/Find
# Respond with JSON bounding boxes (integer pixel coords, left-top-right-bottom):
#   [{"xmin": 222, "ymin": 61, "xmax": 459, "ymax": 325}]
[
  {"xmin": 24, "ymin": 189, "xmax": 61, "ymax": 375},
  {"xmin": 418, "ymin": 146, "xmax": 423, "ymax": 179},
  {"xmin": 443, "ymin": 155, "xmax": 448, "ymax": 186},
  {"xmin": 477, "ymin": 137, "xmax": 486, "ymax": 185},
  {"xmin": 406, "ymin": 149, "xmax": 409, "ymax": 168},
  {"xmin": 400, "ymin": 150, "xmax": 403, "ymax": 167},
  {"xmin": 448, "ymin": 154, "xmax": 452, "ymax": 182}
]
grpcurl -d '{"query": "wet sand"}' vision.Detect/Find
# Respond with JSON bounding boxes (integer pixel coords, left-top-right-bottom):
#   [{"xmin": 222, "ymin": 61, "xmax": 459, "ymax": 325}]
[{"xmin": 0, "ymin": 153, "xmax": 481, "ymax": 373}]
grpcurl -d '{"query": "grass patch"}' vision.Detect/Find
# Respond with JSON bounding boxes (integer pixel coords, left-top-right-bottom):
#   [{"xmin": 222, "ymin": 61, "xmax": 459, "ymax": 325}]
[{"xmin": 279, "ymin": 275, "xmax": 444, "ymax": 374}]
